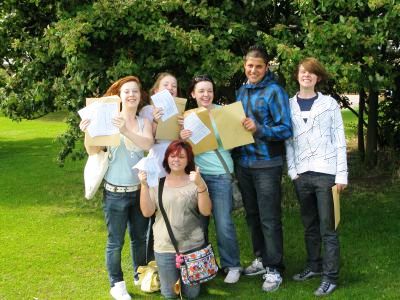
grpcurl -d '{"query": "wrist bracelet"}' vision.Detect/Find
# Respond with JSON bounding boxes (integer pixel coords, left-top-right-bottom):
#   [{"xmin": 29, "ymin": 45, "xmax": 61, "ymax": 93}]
[{"xmin": 197, "ymin": 187, "xmax": 208, "ymax": 194}]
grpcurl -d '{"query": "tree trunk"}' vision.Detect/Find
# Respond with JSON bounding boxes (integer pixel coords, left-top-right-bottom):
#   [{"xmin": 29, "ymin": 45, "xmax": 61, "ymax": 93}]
[
  {"xmin": 357, "ymin": 89, "xmax": 366, "ymax": 160},
  {"xmin": 365, "ymin": 89, "xmax": 379, "ymax": 167}
]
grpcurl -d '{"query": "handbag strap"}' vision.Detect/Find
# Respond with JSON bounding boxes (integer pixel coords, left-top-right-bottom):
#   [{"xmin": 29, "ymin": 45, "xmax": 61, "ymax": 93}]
[
  {"xmin": 158, "ymin": 177, "xmax": 180, "ymax": 254},
  {"xmin": 213, "ymin": 149, "xmax": 233, "ymax": 180}
]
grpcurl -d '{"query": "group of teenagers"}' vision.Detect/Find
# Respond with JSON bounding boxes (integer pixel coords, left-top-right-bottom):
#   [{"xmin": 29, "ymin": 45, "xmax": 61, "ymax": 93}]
[{"xmin": 79, "ymin": 45, "xmax": 348, "ymax": 299}]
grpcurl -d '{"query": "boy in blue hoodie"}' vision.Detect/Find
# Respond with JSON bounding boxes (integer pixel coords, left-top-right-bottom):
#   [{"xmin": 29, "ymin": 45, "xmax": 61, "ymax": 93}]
[{"xmin": 234, "ymin": 45, "xmax": 292, "ymax": 292}]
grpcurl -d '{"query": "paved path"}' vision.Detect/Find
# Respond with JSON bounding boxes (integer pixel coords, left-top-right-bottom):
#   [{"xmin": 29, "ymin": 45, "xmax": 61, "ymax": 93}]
[{"xmin": 343, "ymin": 94, "xmax": 359, "ymax": 108}]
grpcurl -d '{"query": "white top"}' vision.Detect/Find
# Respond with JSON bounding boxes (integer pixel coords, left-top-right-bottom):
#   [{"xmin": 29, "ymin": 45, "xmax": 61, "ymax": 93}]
[
  {"xmin": 139, "ymin": 105, "xmax": 171, "ymax": 178},
  {"xmin": 285, "ymin": 93, "xmax": 348, "ymax": 184}
]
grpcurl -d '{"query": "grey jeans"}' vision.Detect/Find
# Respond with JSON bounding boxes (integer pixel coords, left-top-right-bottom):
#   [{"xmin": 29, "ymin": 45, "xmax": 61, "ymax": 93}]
[{"xmin": 294, "ymin": 172, "xmax": 340, "ymax": 284}]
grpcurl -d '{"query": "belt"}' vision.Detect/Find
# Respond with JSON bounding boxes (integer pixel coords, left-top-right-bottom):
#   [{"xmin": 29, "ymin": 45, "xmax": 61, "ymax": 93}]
[{"xmin": 104, "ymin": 182, "xmax": 140, "ymax": 193}]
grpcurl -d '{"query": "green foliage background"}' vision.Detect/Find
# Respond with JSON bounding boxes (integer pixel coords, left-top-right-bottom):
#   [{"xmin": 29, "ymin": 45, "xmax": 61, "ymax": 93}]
[{"xmin": 1, "ymin": 0, "xmax": 399, "ymax": 163}]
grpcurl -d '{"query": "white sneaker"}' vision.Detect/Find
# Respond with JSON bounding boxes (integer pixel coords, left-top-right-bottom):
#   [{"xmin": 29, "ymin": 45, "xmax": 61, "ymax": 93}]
[
  {"xmin": 314, "ymin": 281, "xmax": 337, "ymax": 296},
  {"xmin": 262, "ymin": 268, "xmax": 282, "ymax": 292},
  {"xmin": 224, "ymin": 269, "xmax": 241, "ymax": 284},
  {"xmin": 243, "ymin": 257, "xmax": 266, "ymax": 276},
  {"xmin": 134, "ymin": 279, "xmax": 140, "ymax": 286},
  {"xmin": 110, "ymin": 281, "xmax": 132, "ymax": 300}
]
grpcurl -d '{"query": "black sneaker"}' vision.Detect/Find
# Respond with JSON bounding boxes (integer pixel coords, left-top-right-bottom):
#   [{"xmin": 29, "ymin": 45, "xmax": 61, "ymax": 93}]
[
  {"xmin": 314, "ymin": 281, "xmax": 337, "ymax": 296},
  {"xmin": 292, "ymin": 267, "xmax": 322, "ymax": 281}
]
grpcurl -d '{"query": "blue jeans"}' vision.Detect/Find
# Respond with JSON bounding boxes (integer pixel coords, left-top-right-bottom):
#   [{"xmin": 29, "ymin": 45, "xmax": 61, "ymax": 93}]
[
  {"xmin": 235, "ymin": 165, "xmax": 284, "ymax": 272},
  {"xmin": 201, "ymin": 174, "xmax": 241, "ymax": 270},
  {"xmin": 103, "ymin": 189, "xmax": 150, "ymax": 286},
  {"xmin": 293, "ymin": 172, "xmax": 339, "ymax": 283},
  {"xmin": 154, "ymin": 252, "xmax": 200, "ymax": 299}
]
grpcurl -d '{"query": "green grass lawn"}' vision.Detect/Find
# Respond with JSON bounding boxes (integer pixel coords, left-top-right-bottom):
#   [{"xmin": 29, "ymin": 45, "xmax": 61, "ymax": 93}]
[{"xmin": 0, "ymin": 112, "xmax": 399, "ymax": 299}]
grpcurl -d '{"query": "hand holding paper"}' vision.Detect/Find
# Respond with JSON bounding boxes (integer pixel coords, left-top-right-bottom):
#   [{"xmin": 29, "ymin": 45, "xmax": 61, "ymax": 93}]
[
  {"xmin": 133, "ymin": 157, "xmax": 161, "ymax": 187},
  {"xmin": 183, "ymin": 113, "xmax": 211, "ymax": 144},
  {"xmin": 151, "ymin": 90, "xmax": 178, "ymax": 121},
  {"xmin": 210, "ymin": 102, "xmax": 254, "ymax": 150},
  {"xmin": 83, "ymin": 96, "xmax": 121, "ymax": 147},
  {"xmin": 78, "ymin": 101, "xmax": 119, "ymax": 137}
]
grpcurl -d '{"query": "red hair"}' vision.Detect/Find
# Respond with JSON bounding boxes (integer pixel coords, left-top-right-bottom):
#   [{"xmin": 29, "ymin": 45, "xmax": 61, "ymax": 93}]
[
  {"xmin": 162, "ymin": 140, "xmax": 195, "ymax": 174},
  {"xmin": 104, "ymin": 75, "xmax": 148, "ymax": 113}
]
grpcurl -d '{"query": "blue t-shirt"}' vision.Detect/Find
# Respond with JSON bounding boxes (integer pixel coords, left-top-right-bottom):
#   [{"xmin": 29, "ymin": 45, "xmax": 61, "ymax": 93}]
[
  {"xmin": 194, "ymin": 106, "xmax": 234, "ymax": 175},
  {"xmin": 297, "ymin": 94, "xmax": 318, "ymax": 122}
]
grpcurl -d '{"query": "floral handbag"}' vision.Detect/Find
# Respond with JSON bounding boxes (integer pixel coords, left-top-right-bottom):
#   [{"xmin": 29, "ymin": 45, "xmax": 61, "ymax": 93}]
[
  {"xmin": 158, "ymin": 178, "xmax": 218, "ymax": 286},
  {"xmin": 176, "ymin": 244, "xmax": 218, "ymax": 285}
]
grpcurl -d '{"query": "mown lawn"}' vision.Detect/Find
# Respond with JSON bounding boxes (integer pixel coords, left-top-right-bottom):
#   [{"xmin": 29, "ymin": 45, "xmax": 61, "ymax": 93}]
[{"xmin": 0, "ymin": 112, "xmax": 399, "ymax": 299}]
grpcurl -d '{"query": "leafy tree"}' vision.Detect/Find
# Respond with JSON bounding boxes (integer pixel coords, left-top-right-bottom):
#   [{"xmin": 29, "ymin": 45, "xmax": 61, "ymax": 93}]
[
  {"xmin": 1, "ymin": 0, "xmax": 399, "ymax": 168},
  {"xmin": 259, "ymin": 0, "xmax": 400, "ymax": 167},
  {"xmin": 1, "ymin": 0, "xmax": 293, "ymax": 164}
]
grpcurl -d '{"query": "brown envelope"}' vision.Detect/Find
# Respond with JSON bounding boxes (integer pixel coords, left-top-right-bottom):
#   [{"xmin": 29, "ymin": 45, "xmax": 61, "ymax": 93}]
[
  {"xmin": 210, "ymin": 102, "xmax": 254, "ymax": 150},
  {"xmin": 155, "ymin": 97, "xmax": 187, "ymax": 140},
  {"xmin": 183, "ymin": 107, "xmax": 218, "ymax": 155},
  {"xmin": 332, "ymin": 185, "xmax": 340, "ymax": 229},
  {"xmin": 84, "ymin": 95, "xmax": 121, "ymax": 147}
]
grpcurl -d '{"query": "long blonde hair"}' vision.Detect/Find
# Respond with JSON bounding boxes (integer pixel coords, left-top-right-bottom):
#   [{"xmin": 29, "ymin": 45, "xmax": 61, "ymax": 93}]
[{"xmin": 149, "ymin": 72, "xmax": 177, "ymax": 96}]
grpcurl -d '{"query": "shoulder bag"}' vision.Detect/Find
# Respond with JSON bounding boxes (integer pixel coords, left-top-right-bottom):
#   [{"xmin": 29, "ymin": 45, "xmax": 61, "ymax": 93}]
[
  {"xmin": 83, "ymin": 149, "xmax": 109, "ymax": 200},
  {"xmin": 213, "ymin": 149, "xmax": 243, "ymax": 210}
]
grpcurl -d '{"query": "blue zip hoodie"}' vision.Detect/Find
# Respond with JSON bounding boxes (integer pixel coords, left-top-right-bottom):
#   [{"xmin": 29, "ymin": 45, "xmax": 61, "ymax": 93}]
[{"xmin": 234, "ymin": 71, "xmax": 292, "ymax": 168}]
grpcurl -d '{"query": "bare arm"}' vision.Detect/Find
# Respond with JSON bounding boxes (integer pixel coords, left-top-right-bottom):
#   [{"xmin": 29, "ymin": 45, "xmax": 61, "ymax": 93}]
[
  {"xmin": 190, "ymin": 167, "xmax": 212, "ymax": 216},
  {"xmin": 115, "ymin": 117, "xmax": 154, "ymax": 150},
  {"xmin": 138, "ymin": 171, "xmax": 156, "ymax": 217}
]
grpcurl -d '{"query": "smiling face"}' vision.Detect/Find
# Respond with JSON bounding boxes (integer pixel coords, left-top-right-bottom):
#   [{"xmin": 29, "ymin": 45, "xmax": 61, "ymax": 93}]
[
  {"xmin": 297, "ymin": 64, "xmax": 319, "ymax": 91},
  {"xmin": 120, "ymin": 81, "xmax": 141, "ymax": 109},
  {"xmin": 156, "ymin": 75, "xmax": 178, "ymax": 97},
  {"xmin": 167, "ymin": 149, "xmax": 188, "ymax": 173},
  {"xmin": 244, "ymin": 57, "xmax": 268, "ymax": 84},
  {"xmin": 191, "ymin": 81, "xmax": 214, "ymax": 109}
]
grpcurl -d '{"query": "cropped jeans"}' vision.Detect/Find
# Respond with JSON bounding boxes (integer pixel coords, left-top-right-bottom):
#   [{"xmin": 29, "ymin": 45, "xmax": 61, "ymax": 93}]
[
  {"xmin": 293, "ymin": 172, "xmax": 339, "ymax": 284},
  {"xmin": 201, "ymin": 174, "xmax": 241, "ymax": 271},
  {"xmin": 155, "ymin": 251, "xmax": 200, "ymax": 299},
  {"xmin": 235, "ymin": 165, "xmax": 284, "ymax": 272},
  {"xmin": 103, "ymin": 189, "xmax": 149, "ymax": 286}
]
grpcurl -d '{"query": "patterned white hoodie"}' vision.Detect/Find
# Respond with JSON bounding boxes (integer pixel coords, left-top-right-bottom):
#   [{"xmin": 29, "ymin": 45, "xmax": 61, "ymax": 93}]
[{"xmin": 285, "ymin": 92, "xmax": 348, "ymax": 184}]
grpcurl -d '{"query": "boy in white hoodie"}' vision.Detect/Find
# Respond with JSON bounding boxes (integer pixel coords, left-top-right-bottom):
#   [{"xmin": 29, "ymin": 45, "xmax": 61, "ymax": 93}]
[{"xmin": 285, "ymin": 57, "xmax": 348, "ymax": 296}]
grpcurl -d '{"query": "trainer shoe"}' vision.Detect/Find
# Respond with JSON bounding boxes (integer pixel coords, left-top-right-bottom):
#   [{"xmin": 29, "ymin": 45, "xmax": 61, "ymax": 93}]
[
  {"xmin": 262, "ymin": 268, "xmax": 283, "ymax": 292},
  {"xmin": 293, "ymin": 267, "xmax": 322, "ymax": 281},
  {"xmin": 224, "ymin": 269, "xmax": 241, "ymax": 284},
  {"xmin": 243, "ymin": 257, "xmax": 266, "ymax": 276},
  {"xmin": 314, "ymin": 281, "xmax": 337, "ymax": 296},
  {"xmin": 110, "ymin": 281, "xmax": 132, "ymax": 300}
]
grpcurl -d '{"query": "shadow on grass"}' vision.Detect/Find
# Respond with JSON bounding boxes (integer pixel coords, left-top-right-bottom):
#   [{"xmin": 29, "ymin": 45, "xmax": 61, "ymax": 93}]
[{"xmin": 0, "ymin": 138, "xmax": 85, "ymax": 206}]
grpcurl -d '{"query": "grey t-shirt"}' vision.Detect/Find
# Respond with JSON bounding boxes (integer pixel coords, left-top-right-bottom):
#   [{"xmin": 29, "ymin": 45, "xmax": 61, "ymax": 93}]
[{"xmin": 150, "ymin": 182, "xmax": 205, "ymax": 253}]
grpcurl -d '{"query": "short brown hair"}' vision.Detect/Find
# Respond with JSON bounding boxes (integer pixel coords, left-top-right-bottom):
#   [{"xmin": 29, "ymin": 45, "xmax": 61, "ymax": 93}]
[
  {"xmin": 162, "ymin": 140, "xmax": 195, "ymax": 174},
  {"xmin": 104, "ymin": 75, "xmax": 147, "ymax": 113},
  {"xmin": 244, "ymin": 45, "xmax": 269, "ymax": 64},
  {"xmin": 295, "ymin": 57, "xmax": 330, "ymax": 83}
]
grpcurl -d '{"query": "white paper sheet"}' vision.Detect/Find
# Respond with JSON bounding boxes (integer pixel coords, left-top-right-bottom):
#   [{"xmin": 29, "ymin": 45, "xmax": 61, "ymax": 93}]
[
  {"xmin": 184, "ymin": 112, "xmax": 211, "ymax": 144},
  {"xmin": 150, "ymin": 89, "xmax": 178, "ymax": 122},
  {"xmin": 78, "ymin": 102, "xmax": 119, "ymax": 137},
  {"xmin": 132, "ymin": 157, "xmax": 161, "ymax": 187}
]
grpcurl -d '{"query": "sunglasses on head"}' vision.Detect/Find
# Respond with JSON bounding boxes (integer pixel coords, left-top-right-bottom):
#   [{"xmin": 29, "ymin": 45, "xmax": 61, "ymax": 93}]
[{"xmin": 193, "ymin": 74, "xmax": 213, "ymax": 82}]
